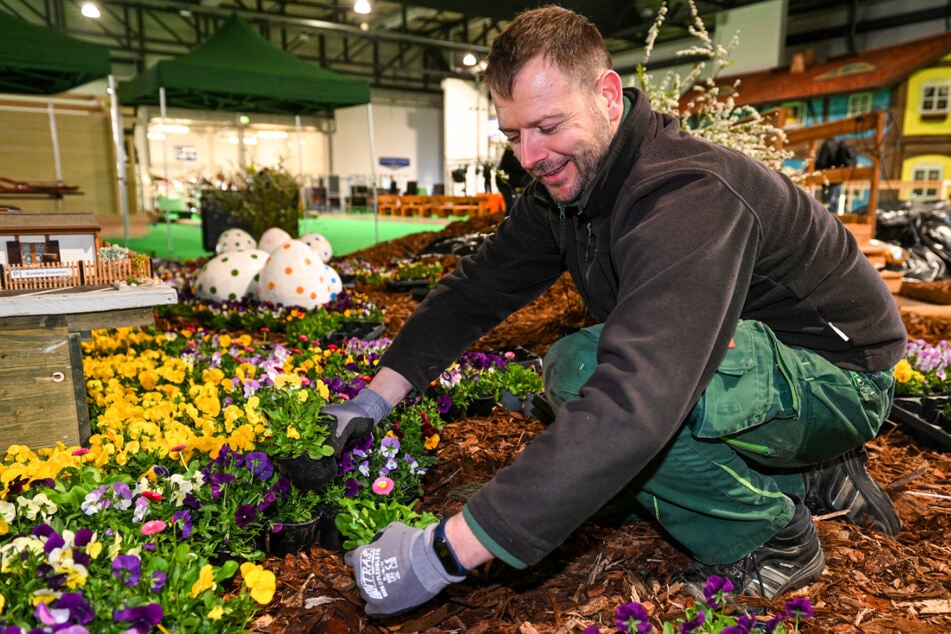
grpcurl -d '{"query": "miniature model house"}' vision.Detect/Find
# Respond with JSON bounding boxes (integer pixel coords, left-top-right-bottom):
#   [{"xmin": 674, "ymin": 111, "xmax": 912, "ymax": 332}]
[{"xmin": 0, "ymin": 210, "xmax": 100, "ymax": 266}]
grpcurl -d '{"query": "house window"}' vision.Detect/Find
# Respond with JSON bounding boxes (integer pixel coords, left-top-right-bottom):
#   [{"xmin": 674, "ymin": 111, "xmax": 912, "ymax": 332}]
[
  {"xmin": 848, "ymin": 92, "xmax": 872, "ymax": 116},
  {"xmin": 782, "ymin": 101, "xmax": 806, "ymax": 126},
  {"xmin": 912, "ymin": 166, "xmax": 942, "ymax": 200},
  {"xmin": 921, "ymin": 82, "xmax": 949, "ymax": 115},
  {"xmin": 19, "ymin": 241, "xmax": 46, "ymax": 264}
]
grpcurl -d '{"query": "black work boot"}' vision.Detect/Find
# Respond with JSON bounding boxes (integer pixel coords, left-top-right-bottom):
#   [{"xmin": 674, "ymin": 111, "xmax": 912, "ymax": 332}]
[
  {"xmin": 802, "ymin": 447, "xmax": 901, "ymax": 536},
  {"xmin": 674, "ymin": 498, "xmax": 825, "ymax": 601}
]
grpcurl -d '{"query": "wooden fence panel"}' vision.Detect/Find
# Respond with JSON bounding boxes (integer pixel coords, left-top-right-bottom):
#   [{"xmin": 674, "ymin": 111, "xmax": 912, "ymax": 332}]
[
  {"xmin": 82, "ymin": 260, "xmax": 134, "ymax": 286},
  {"xmin": 2, "ymin": 262, "xmax": 81, "ymax": 290}
]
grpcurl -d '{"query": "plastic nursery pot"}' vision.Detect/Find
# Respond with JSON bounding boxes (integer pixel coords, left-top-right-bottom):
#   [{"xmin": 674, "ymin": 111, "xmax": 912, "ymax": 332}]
[
  {"xmin": 263, "ymin": 518, "xmax": 320, "ymax": 556},
  {"xmin": 273, "ymin": 454, "xmax": 338, "ymax": 492},
  {"xmin": 318, "ymin": 507, "xmax": 345, "ymax": 552},
  {"xmin": 320, "ymin": 320, "xmax": 385, "ymax": 346},
  {"xmin": 466, "ymin": 396, "xmax": 496, "ymax": 417},
  {"xmin": 384, "ymin": 278, "xmax": 431, "ymax": 292}
]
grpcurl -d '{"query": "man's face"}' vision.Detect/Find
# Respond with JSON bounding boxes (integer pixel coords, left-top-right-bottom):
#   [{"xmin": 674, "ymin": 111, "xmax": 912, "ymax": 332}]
[{"xmin": 493, "ymin": 56, "xmax": 620, "ymax": 204}]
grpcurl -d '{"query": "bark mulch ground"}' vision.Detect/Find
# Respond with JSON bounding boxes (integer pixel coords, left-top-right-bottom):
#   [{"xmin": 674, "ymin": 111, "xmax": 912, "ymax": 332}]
[{"xmin": 252, "ymin": 215, "xmax": 951, "ymax": 633}]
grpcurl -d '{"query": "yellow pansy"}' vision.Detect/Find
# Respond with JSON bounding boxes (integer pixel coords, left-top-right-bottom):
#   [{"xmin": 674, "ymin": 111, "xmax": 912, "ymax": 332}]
[
  {"xmin": 208, "ymin": 604, "xmax": 225, "ymax": 620},
  {"xmin": 240, "ymin": 562, "xmax": 276, "ymax": 604},
  {"xmin": 189, "ymin": 564, "xmax": 216, "ymax": 598},
  {"xmin": 892, "ymin": 359, "xmax": 913, "ymax": 383},
  {"xmin": 286, "ymin": 426, "xmax": 301, "ymax": 440},
  {"xmin": 424, "ymin": 433, "xmax": 440, "ymax": 451}
]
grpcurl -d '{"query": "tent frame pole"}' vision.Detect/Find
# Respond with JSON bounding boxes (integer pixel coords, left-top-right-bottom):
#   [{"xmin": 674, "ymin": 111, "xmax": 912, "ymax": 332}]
[{"xmin": 108, "ymin": 75, "xmax": 131, "ymax": 244}]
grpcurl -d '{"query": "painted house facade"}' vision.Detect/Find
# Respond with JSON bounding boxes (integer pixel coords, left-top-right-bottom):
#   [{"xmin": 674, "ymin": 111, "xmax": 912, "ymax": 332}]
[{"xmin": 706, "ymin": 31, "xmax": 951, "ymax": 210}]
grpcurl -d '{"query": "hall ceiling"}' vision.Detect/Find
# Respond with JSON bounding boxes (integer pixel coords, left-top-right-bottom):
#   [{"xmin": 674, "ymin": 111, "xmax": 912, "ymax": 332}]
[{"xmin": 2, "ymin": 0, "xmax": 948, "ymax": 94}]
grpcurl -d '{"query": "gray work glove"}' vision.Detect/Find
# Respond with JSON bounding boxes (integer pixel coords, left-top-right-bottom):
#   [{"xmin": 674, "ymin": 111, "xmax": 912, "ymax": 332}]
[
  {"xmin": 321, "ymin": 388, "xmax": 391, "ymax": 456},
  {"xmin": 344, "ymin": 522, "xmax": 466, "ymax": 618}
]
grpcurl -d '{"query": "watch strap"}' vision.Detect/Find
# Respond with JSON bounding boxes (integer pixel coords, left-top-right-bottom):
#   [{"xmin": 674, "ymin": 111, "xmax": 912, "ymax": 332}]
[{"xmin": 432, "ymin": 518, "xmax": 472, "ymax": 577}]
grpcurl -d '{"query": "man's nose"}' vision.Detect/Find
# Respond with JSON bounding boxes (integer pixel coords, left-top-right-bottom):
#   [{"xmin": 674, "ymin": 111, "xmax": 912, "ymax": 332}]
[{"xmin": 518, "ymin": 134, "xmax": 546, "ymax": 171}]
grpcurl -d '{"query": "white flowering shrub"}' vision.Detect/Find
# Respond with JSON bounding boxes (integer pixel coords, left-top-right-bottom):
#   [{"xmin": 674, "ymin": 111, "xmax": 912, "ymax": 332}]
[
  {"xmin": 98, "ymin": 244, "xmax": 130, "ymax": 262},
  {"xmin": 634, "ymin": 1, "xmax": 791, "ymax": 172}
]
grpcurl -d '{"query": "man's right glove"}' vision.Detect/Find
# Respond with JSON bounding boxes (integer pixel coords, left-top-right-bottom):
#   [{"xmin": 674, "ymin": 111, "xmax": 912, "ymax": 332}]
[
  {"xmin": 321, "ymin": 388, "xmax": 392, "ymax": 456},
  {"xmin": 344, "ymin": 521, "xmax": 467, "ymax": 618}
]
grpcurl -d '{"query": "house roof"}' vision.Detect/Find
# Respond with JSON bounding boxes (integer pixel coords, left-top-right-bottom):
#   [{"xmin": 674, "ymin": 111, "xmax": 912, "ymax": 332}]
[
  {"xmin": 698, "ymin": 30, "xmax": 951, "ymax": 108},
  {"xmin": 0, "ymin": 211, "xmax": 100, "ymax": 234}
]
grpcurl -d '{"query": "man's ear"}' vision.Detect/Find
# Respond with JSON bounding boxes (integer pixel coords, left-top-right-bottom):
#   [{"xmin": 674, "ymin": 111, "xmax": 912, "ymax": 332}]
[{"xmin": 597, "ymin": 70, "xmax": 624, "ymax": 121}]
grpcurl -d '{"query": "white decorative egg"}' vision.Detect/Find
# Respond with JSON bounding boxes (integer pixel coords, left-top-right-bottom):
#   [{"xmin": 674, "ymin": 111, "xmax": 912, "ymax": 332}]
[
  {"xmin": 257, "ymin": 240, "xmax": 340, "ymax": 309},
  {"xmin": 322, "ymin": 263, "xmax": 343, "ymax": 297},
  {"xmin": 258, "ymin": 227, "xmax": 293, "ymax": 253},
  {"xmin": 194, "ymin": 249, "xmax": 270, "ymax": 302},
  {"xmin": 299, "ymin": 232, "xmax": 333, "ymax": 262},
  {"xmin": 215, "ymin": 228, "xmax": 256, "ymax": 254}
]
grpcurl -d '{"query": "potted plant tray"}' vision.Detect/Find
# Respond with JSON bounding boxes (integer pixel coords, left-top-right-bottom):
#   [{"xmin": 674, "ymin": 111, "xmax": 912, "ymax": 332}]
[{"xmin": 888, "ymin": 395, "xmax": 951, "ymax": 452}]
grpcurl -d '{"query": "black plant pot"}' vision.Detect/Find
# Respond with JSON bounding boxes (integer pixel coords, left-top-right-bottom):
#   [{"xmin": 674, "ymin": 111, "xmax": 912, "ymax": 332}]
[
  {"xmin": 499, "ymin": 390, "xmax": 526, "ymax": 412},
  {"xmin": 466, "ymin": 396, "xmax": 496, "ymax": 417},
  {"xmin": 321, "ymin": 320, "xmax": 386, "ymax": 346},
  {"xmin": 384, "ymin": 278, "xmax": 431, "ymax": 293},
  {"xmin": 318, "ymin": 507, "xmax": 345, "ymax": 552},
  {"xmin": 274, "ymin": 454, "xmax": 338, "ymax": 492},
  {"xmin": 263, "ymin": 518, "xmax": 320, "ymax": 556}
]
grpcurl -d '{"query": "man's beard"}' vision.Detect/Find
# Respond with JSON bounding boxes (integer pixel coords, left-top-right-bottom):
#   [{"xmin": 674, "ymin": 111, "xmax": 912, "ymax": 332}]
[{"xmin": 532, "ymin": 115, "xmax": 614, "ymax": 204}]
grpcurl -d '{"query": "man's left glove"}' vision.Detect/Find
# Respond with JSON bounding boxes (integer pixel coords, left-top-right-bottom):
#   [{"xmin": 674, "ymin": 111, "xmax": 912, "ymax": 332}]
[
  {"xmin": 344, "ymin": 521, "xmax": 467, "ymax": 618},
  {"xmin": 321, "ymin": 388, "xmax": 391, "ymax": 456}
]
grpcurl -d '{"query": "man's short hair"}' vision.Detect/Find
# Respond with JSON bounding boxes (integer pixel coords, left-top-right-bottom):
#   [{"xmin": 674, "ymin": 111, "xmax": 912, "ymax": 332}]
[{"xmin": 484, "ymin": 6, "xmax": 612, "ymax": 99}]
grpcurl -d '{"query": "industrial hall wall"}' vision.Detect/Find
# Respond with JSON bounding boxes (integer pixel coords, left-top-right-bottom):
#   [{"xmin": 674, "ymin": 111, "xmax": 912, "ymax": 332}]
[{"xmin": 0, "ymin": 96, "xmax": 119, "ymax": 216}]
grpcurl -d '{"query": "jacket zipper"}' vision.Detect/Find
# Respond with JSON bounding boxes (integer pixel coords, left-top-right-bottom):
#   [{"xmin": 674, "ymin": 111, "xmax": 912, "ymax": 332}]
[{"xmin": 583, "ymin": 220, "xmax": 595, "ymax": 286}]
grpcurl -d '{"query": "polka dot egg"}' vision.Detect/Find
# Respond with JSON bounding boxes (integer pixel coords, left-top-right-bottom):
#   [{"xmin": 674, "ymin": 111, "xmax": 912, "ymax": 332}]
[
  {"xmin": 299, "ymin": 232, "xmax": 333, "ymax": 262},
  {"xmin": 215, "ymin": 228, "xmax": 256, "ymax": 254},
  {"xmin": 322, "ymin": 262, "xmax": 343, "ymax": 296},
  {"xmin": 194, "ymin": 249, "xmax": 270, "ymax": 302},
  {"xmin": 257, "ymin": 240, "xmax": 341, "ymax": 309},
  {"xmin": 258, "ymin": 226, "xmax": 293, "ymax": 253}
]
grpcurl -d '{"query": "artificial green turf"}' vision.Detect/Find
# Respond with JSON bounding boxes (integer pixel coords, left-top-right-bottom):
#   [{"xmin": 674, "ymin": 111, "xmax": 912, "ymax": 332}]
[{"xmin": 102, "ymin": 213, "xmax": 458, "ymax": 261}]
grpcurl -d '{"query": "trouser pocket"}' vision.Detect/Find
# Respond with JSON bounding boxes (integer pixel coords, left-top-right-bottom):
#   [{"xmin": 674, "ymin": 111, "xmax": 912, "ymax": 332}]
[
  {"xmin": 687, "ymin": 320, "xmax": 894, "ymax": 467},
  {"xmin": 687, "ymin": 320, "xmax": 798, "ymax": 439}
]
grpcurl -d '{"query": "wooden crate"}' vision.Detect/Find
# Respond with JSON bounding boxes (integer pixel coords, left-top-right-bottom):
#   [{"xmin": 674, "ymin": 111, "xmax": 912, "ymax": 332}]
[
  {"xmin": 0, "ymin": 284, "xmax": 178, "ymax": 450},
  {"xmin": 0, "ymin": 315, "xmax": 89, "ymax": 449}
]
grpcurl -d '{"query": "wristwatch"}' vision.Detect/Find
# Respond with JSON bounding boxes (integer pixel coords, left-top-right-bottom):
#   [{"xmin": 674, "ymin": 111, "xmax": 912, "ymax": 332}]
[{"xmin": 432, "ymin": 518, "xmax": 472, "ymax": 577}]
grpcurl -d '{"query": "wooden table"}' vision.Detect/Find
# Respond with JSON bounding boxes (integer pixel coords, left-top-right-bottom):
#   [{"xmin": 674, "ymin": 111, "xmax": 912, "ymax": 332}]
[{"xmin": 0, "ymin": 285, "xmax": 178, "ymax": 449}]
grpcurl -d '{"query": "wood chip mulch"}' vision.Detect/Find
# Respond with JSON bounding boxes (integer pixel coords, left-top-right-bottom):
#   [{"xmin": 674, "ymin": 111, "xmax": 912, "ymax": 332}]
[{"xmin": 252, "ymin": 215, "xmax": 951, "ymax": 633}]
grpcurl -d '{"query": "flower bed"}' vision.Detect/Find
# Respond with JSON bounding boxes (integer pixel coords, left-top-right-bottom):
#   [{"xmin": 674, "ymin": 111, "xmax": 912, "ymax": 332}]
[{"xmin": 0, "ymin": 268, "xmax": 545, "ymax": 631}]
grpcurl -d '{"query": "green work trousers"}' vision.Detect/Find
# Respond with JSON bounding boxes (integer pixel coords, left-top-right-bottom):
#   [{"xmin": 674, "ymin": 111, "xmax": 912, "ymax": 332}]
[{"xmin": 543, "ymin": 320, "xmax": 895, "ymax": 563}]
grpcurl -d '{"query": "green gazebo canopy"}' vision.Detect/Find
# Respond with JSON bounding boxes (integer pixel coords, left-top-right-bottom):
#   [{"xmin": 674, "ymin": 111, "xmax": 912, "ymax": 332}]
[
  {"xmin": 118, "ymin": 14, "xmax": 371, "ymax": 114},
  {"xmin": 0, "ymin": 11, "xmax": 112, "ymax": 94}
]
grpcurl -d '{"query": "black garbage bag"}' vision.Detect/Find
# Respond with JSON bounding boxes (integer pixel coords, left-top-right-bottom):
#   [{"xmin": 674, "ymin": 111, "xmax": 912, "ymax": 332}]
[
  {"xmin": 416, "ymin": 232, "xmax": 492, "ymax": 257},
  {"xmin": 915, "ymin": 210, "xmax": 951, "ymax": 272},
  {"xmin": 876, "ymin": 207, "xmax": 915, "ymax": 246},
  {"xmin": 902, "ymin": 245, "xmax": 946, "ymax": 281}
]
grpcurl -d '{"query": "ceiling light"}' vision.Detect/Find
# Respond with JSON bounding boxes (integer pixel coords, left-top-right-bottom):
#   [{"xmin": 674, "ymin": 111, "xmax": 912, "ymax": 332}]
[
  {"xmin": 462, "ymin": 53, "xmax": 477, "ymax": 67},
  {"xmin": 80, "ymin": 2, "xmax": 101, "ymax": 18},
  {"xmin": 147, "ymin": 132, "xmax": 166, "ymax": 141},
  {"xmin": 354, "ymin": 0, "xmax": 371, "ymax": 15},
  {"xmin": 360, "ymin": 21, "xmax": 369, "ymax": 31}
]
